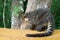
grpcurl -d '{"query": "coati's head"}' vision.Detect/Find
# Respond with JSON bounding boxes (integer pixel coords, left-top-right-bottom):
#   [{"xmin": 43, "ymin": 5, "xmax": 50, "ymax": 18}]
[
  {"xmin": 20, "ymin": 16, "xmax": 32, "ymax": 30},
  {"xmin": 20, "ymin": 15, "xmax": 36, "ymax": 30}
]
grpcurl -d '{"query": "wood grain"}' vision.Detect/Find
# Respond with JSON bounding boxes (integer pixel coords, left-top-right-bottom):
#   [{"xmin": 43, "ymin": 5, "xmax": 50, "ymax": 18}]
[{"xmin": 0, "ymin": 28, "xmax": 60, "ymax": 40}]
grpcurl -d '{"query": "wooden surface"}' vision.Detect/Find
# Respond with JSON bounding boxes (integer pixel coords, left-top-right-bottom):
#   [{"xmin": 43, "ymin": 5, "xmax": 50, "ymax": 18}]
[{"xmin": 0, "ymin": 28, "xmax": 60, "ymax": 40}]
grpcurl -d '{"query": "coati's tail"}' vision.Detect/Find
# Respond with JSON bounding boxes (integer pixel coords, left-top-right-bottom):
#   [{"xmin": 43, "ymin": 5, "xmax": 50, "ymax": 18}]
[
  {"xmin": 26, "ymin": 22, "xmax": 55, "ymax": 37},
  {"xmin": 26, "ymin": 30, "xmax": 53, "ymax": 37}
]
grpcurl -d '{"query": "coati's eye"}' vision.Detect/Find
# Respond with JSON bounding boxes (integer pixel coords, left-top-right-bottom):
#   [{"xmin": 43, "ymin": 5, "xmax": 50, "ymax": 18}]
[{"xmin": 23, "ymin": 15, "xmax": 27, "ymax": 18}]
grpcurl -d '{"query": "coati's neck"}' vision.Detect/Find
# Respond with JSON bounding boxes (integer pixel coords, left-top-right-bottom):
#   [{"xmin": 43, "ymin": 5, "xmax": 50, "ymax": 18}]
[{"xmin": 25, "ymin": 0, "xmax": 52, "ymax": 13}]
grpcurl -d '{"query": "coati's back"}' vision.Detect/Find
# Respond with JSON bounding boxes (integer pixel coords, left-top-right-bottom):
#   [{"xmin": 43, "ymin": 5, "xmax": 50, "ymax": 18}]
[{"xmin": 20, "ymin": 0, "xmax": 55, "ymax": 37}]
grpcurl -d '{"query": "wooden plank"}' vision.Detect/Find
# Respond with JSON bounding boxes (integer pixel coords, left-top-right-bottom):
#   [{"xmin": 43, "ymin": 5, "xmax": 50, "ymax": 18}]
[{"xmin": 0, "ymin": 28, "xmax": 60, "ymax": 40}]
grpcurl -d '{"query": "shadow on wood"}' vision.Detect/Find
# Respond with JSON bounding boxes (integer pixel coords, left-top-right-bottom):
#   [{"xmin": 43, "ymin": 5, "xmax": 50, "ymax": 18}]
[{"xmin": 0, "ymin": 28, "xmax": 60, "ymax": 40}]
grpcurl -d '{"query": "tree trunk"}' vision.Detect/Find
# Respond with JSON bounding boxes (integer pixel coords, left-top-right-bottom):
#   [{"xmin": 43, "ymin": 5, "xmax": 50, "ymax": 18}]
[
  {"xmin": 11, "ymin": 0, "xmax": 24, "ymax": 29},
  {"xmin": 3, "ymin": 0, "xmax": 7, "ymax": 28},
  {"xmin": 25, "ymin": 0, "xmax": 52, "ymax": 13}
]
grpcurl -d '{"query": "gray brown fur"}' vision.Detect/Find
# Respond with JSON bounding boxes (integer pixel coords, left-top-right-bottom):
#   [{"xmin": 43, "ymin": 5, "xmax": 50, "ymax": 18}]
[{"xmin": 20, "ymin": 0, "xmax": 55, "ymax": 37}]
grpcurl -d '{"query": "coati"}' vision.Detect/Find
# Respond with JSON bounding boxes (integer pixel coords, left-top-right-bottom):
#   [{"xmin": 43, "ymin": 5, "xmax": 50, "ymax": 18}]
[
  {"xmin": 20, "ymin": 0, "xmax": 55, "ymax": 37},
  {"xmin": 20, "ymin": 8, "xmax": 55, "ymax": 37}
]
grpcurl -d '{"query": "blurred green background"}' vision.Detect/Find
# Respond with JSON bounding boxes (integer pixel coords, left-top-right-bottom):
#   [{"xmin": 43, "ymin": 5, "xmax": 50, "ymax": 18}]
[{"xmin": 0, "ymin": 0, "xmax": 60, "ymax": 29}]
